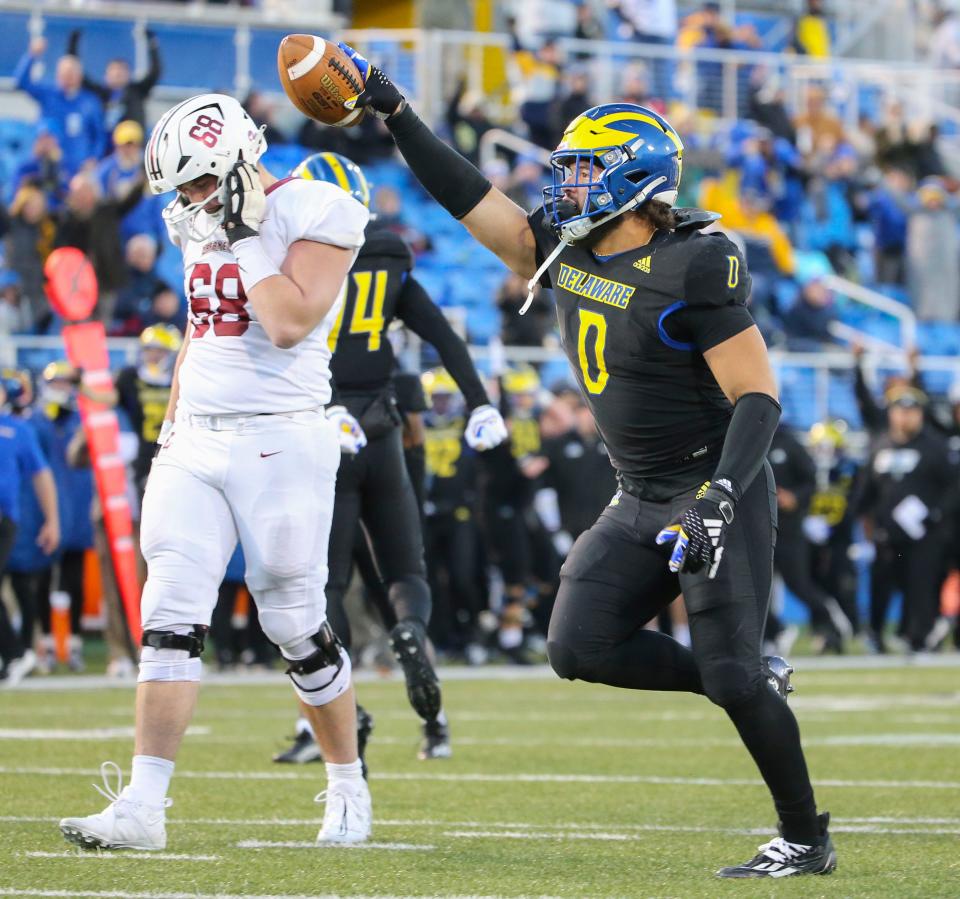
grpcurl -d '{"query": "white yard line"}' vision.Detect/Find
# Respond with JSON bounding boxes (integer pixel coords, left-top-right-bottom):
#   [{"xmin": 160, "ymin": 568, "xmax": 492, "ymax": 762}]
[
  {"xmin": 0, "ymin": 727, "xmax": 209, "ymax": 740},
  {"xmin": 2, "ymin": 764, "xmax": 959, "ymax": 789},
  {"xmin": 236, "ymin": 840, "xmax": 435, "ymax": 851},
  {"xmin": 0, "ymin": 892, "xmax": 557, "ymax": 899},
  {"xmin": 5, "ymin": 814, "xmax": 958, "ymax": 837},
  {"xmin": 21, "ymin": 851, "xmax": 219, "ymax": 861}
]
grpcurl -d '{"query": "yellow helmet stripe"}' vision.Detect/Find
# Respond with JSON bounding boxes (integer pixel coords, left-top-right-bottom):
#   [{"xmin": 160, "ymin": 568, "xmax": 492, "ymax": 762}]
[
  {"xmin": 562, "ymin": 112, "xmax": 682, "ymax": 154},
  {"xmin": 322, "ymin": 153, "xmax": 353, "ymax": 195}
]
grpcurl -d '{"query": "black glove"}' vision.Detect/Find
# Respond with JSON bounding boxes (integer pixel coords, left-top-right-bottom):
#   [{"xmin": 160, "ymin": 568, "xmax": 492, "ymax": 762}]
[
  {"xmin": 337, "ymin": 42, "xmax": 404, "ymax": 120},
  {"xmin": 220, "ymin": 160, "xmax": 265, "ymax": 245},
  {"xmin": 656, "ymin": 482, "xmax": 736, "ymax": 579}
]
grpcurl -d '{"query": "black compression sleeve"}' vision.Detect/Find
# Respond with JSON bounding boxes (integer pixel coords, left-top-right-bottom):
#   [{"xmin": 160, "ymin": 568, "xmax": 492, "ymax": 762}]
[
  {"xmin": 386, "ymin": 105, "xmax": 493, "ymax": 220},
  {"xmin": 712, "ymin": 392, "xmax": 781, "ymax": 503},
  {"xmin": 398, "ymin": 275, "xmax": 490, "ymax": 409}
]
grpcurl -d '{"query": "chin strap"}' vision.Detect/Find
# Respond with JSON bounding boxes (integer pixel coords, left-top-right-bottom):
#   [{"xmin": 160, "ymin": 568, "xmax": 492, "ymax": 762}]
[{"xmin": 521, "ymin": 176, "xmax": 668, "ymax": 316}]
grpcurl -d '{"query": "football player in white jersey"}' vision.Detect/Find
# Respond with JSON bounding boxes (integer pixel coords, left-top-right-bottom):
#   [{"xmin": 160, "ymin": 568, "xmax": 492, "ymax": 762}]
[{"xmin": 59, "ymin": 94, "xmax": 372, "ymax": 849}]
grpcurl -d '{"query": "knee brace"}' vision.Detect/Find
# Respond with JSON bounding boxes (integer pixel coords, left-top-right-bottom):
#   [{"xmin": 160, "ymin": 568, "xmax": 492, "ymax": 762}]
[
  {"xmin": 282, "ymin": 620, "xmax": 352, "ymax": 707},
  {"xmin": 138, "ymin": 625, "xmax": 207, "ymax": 683}
]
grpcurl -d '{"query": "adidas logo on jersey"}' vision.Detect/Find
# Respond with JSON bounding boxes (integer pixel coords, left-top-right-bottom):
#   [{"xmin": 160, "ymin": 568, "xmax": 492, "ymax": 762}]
[{"xmin": 633, "ymin": 256, "xmax": 651, "ymax": 273}]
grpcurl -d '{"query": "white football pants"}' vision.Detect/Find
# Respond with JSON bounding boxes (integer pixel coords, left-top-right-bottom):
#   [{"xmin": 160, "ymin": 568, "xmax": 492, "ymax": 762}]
[{"xmin": 139, "ymin": 409, "xmax": 340, "ymax": 648}]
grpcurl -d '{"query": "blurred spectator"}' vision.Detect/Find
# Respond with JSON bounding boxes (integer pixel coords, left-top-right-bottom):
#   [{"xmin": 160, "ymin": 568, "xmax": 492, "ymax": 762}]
[
  {"xmin": 10, "ymin": 126, "xmax": 69, "ymax": 208},
  {"xmin": 539, "ymin": 391, "xmax": 617, "ymax": 541},
  {"xmin": 54, "ymin": 171, "xmax": 145, "ymax": 312},
  {"xmin": 783, "ymin": 275, "xmax": 838, "ymax": 348},
  {"xmin": 13, "ymin": 37, "xmax": 106, "ymax": 174},
  {"xmin": 617, "ymin": 63, "xmax": 665, "ymax": 114},
  {"xmin": 859, "ymin": 387, "xmax": 955, "ymax": 652},
  {"xmin": 609, "ymin": 0, "xmax": 678, "ymax": 101},
  {"xmin": 799, "ymin": 142, "xmax": 858, "ymax": 274},
  {"xmin": 509, "ymin": 25, "xmax": 562, "ymax": 148},
  {"xmin": 0, "ymin": 375, "xmax": 59, "ymax": 685},
  {"xmin": 768, "ymin": 423, "xmax": 851, "ymax": 653},
  {"xmin": 5, "ymin": 184, "xmax": 56, "ymax": 331},
  {"xmin": 144, "ymin": 284, "xmax": 186, "ymax": 332},
  {"xmin": 96, "ymin": 120, "xmax": 164, "ymax": 247},
  {"xmin": 30, "ymin": 362, "xmax": 94, "ymax": 672},
  {"xmin": 851, "ymin": 343, "xmax": 921, "ymax": 437},
  {"xmin": 928, "ymin": 6, "xmax": 960, "ymax": 68},
  {"xmin": 794, "ymin": 85, "xmax": 845, "ymax": 156},
  {"xmin": 372, "ymin": 186, "xmax": 432, "ymax": 255},
  {"xmin": 875, "ymin": 104, "xmax": 945, "ymax": 179},
  {"xmin": 552, "ymin": 66, "xmax": 592, "ymax": 136},
  {"xmin": 505, "ymin": 155, "xmax": 546, "ymax": 210},
  {"xmin": 747, "ymin": 73, "xmax": 797, "ymax": 144},
  {"xmin": 67, "ymin": 28, "xmax": 162, "ymax": 132},
  {"xmin": 868, "ymin": 167, "xmax": 910, "ymax": 285},
  {"xmin": 445, "ymin": 78, "xmax": 494, "ymax": 166},
  {"xmin": 244, "ymin": 90, "xmax": 287, "ymax": 146},
  {"xmin": 573, "ymin": 0, "xmax": 605, "ymax": 45},
  {"xmin": 496, "ymin": 273, "xmax": 553, "ymax": 347},
  {"xmin": 906, "ymin": 177, "xmax": 960, "ymax": 320},
  {"xmin": 111, "ymin": 234, "xmax": 167, "ymax": 335},
  {"xmin": 0, "ymin": 270, "xmax": 30, "ymax": 335},
  {"xmin": 792, "ymin": 0, "xmax": 832, "ymax": 58}
]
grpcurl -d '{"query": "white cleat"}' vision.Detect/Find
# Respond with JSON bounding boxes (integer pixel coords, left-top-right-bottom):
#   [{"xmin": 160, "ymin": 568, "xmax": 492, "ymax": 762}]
[
  {"xmin": 59, "ymin": 762, "xmax": 171, "ymax": 851},
  {"xmin": 315, "ymin": 780, "xmax": 372, "ymax": 844}
]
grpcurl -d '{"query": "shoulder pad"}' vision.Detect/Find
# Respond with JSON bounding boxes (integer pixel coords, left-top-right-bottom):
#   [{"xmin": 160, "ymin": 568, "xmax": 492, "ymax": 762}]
[
  {"xmin": 673, "ymin": 208, "xmax": 722, "ymax": 231},
  {"xmin": 683, "ymin": 232, "xmax": 750, "ymax": 307},
  {"xmin": 358, "ymin": 225, "xmax": 414, "ymax": 267}
]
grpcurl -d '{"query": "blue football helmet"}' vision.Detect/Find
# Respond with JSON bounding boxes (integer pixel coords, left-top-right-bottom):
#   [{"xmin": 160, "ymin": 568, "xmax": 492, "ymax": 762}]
[
  {"xmin": 291, "ymin": 152, "xmax": 370, "ymax": 208},
  {"xmin": 543, "ymin": 103, "xmax": 684, "ymax": 242}
]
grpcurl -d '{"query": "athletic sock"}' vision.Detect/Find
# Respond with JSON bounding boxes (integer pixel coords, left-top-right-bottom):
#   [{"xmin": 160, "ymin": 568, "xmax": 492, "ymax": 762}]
[
  {"xmin": 127, "ymin": 755, "xmax": 175, "ymax": 807},
  {"xmin": 325, "ymin": 759, "xmax": 364, "ymax": 787}
]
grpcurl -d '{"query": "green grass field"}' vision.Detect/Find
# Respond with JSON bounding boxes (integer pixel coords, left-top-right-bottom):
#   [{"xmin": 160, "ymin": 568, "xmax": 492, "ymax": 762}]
[{"xmin": 1, "ymin": 660, "xmax": 959, "ymax": 899}]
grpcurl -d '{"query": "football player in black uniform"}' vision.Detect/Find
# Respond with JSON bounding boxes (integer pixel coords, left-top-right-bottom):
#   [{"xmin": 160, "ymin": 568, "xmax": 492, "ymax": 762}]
[
  {"xmin": 276, "ymin": 152, "xmax": 508, "ymax": 762},
  {"xmin": 340, "ymin": 49, "xmax": 836, "ymax": 878}
]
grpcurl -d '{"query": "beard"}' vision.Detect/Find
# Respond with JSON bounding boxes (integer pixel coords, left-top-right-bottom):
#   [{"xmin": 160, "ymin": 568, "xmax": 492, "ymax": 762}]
[{"xmin": 567, "ymin": 213, "xmax": 624, "ymax": 250}]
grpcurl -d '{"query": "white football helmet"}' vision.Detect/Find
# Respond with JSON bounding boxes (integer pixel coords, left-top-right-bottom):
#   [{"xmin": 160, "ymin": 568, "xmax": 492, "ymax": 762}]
[{"xmin": 145, "ymin": 93, "xmax": 267, "ymax": 244}]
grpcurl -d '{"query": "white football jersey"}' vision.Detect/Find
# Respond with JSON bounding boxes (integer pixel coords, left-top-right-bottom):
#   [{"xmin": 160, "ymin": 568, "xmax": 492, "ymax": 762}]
[{"xmin": 174, "ymin": 177, "xmax": 369, "ymax": 416}]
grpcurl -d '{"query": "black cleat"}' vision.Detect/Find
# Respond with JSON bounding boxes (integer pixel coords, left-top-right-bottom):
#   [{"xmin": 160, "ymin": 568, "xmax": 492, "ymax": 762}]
[
  {"xmin": 762, "ymin": 654, "xmax": 794, "ymax": 699},
  {"xmin": 419, "ymin": 715, "xmax": 452, "ymax": 760},
  {"xmin": 717, "ymin": 812, "xmax": 836, "ymax": 879},
  {"xmin": 273, "ymin": 728, "xmax": 322, "ymax": 764},
  {"xmin": 357, "ymin": 704, "xmax": 374, "ymax": 780},
  {"xmin": 389, "ymin": 620, "xmax": 442, "ymax": 722}
]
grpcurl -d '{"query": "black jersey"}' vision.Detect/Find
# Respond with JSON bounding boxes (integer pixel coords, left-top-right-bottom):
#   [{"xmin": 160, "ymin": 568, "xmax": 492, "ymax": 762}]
[
  {"xmin": 423, "ymin": 415, "xmax": 478, "ymax": 516},
  {"xmin": 768, "ymin": 426, "xmax": 817, "ymax": 518},
  {"xmin": 330, "ymin": 223, "xmax": 488, "ymax": 414},
  {"xmin": 528, "ymin": 208, "xmax": 755, "ymax": 501},
  {"xmin": 542, "ymin": 429, "xmax": 618, "ymax": 537},
  {"xmin": 114, "ymin": 366, "xmax": 171, "ymax": 484}
]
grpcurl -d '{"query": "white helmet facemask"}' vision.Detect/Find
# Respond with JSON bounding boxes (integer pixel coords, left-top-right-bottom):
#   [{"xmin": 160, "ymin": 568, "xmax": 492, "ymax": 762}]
[{"xmin": 145, "ymin": 93, "xmax": 267, "ymax": 245}]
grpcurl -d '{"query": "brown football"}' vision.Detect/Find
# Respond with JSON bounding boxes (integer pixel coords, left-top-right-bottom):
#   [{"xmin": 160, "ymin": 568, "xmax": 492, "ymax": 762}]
[{"xmin": 277, "ymin": 34, "xmax": 365, "ymax": 127}]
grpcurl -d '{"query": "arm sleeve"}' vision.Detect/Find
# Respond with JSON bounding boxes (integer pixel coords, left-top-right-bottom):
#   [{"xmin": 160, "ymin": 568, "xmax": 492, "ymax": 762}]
[
  {"xmin": 398, "ymin": 276, "xmax": 490, "ymax": 410},
  {"xmin": 713, "ymin": 392, "xmax": 782, "ymax": 501},
  {"xmin": 14, "ymin": 51, "xmax": 45, "ymax": 102}
]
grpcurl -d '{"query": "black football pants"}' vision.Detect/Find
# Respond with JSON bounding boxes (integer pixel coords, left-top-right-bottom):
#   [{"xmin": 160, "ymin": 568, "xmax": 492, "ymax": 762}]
[
  {"xmin": 325, "ymin": 426, "xmax": 431, "ymax": 651},
  {"xmin": 870, "ymin": 536, "xmax": 944, "ymax": 650},
  {"xmin": 547, "ymin": 463, "xmax": 822, "ymax": 844},
  {"xmin": 425, "ymin": 510, "xmax": 485, "ymax": 650}
]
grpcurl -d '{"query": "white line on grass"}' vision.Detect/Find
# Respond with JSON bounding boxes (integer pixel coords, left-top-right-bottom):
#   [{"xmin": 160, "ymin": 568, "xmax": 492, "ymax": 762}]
[
  {"xmin": 0, "ymin": 726, "xmax": 209, "ymax": 740},
  {"xmin": 22, "ymin": 851, "xmax": 220, "ymax": 861},
  {"xmin": 3, "ymin": 765, "xmax": 959, "ymax": 789},
  {"xmin": 236, "ymin": 840, "xmax": 435, "ymax": 851},
  {"xmin": 0, "ymin": 892, "xmax": 562, "ymax": 899}
]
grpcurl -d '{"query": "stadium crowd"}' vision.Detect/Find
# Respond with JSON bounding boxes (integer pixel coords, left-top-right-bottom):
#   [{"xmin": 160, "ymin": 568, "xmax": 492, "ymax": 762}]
[{"xmin": 3, "ymin": 3, "xmax": 960, "ymax": 684}]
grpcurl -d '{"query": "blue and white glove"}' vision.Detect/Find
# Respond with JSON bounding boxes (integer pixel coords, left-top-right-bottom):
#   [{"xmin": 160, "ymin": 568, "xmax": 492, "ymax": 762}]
[
  {"xmin": 326, "ymin": 405, "xmax": 367, "ymax": 455},
  {"xmin": 464, "ymin": 404, "xmax": 509, "ymax": 451},
  {"xmin": 655, "ymin": 482, "xmax": 735, "ymax": 579},
  {"xmin": 337, "ymin": 41, "xmax": 404, "ymax": 120}
]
